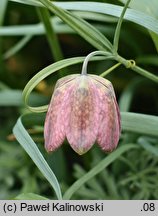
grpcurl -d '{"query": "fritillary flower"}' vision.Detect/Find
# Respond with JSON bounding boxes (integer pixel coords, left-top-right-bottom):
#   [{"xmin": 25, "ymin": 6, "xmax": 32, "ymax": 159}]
[{"xmin": 44, "ymin": 73, "xmax": 121, "ymax": 155}]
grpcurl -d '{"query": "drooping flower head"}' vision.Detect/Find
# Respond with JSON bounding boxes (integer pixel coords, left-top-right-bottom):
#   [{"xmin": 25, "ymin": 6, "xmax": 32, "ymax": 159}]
[{"xmin": 44, "ymin": 73, "xmax": 121, "ymax": 155}]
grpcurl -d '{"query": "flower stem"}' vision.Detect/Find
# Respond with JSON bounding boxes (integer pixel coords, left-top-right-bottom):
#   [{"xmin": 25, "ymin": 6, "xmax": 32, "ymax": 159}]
[
  {"xmin": 81, "ymin": 51, "xmax": 113, "ymax": 75},
  {"xmin": 132, "ymin": 65, "xmax": 158, "ymax": 83},
  {"xmin": 100, "ymin": 62, "xmax": 121, "ymax": 77}
]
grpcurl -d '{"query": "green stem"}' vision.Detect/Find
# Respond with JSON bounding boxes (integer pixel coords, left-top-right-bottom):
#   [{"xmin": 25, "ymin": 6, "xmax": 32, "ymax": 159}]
[
  {"xmin": 100, "ymin": 62, "xmax": 121, "ymax": 77},
  {"xmin": 132, "ymin": 65, "xmax": 158, "ymax": 83},
  {"xmin": 113, "ymin": 0, "xmax": 131, "ymax": 53},
  {"xmin": 81, "ymin": 51, "xmax": 113, "ymax": 75},
  {"xmin": 115, "ymin": 55, "xmax": 158, "ymax": 83},
  {"xmin": 37, "ymin": 7, "xmax": 64, "ymax": 62}
]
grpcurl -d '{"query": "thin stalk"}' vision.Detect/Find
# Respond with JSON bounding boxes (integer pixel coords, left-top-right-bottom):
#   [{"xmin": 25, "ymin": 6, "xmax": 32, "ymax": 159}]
[
  {"xmin": 81, "ymin": 51, "xmax": 113, "ymax": 75},
  {"xmin": 132, "ymin": 65, "xmax": 158, "ymax": 83},
  {"xmin": 100, "ymin": 62, "xmax": 121, "ymax": 77},
  {"xmin": 116, "ymin": 55, "xmax": 158, "ymax": 83},
  {"xmin": 113, "ymin": 0, "xmax": 131, "ymax": 53},
  {"xmin": 37, "ymin": 7, "xmax": 64, "ymax": 62}
]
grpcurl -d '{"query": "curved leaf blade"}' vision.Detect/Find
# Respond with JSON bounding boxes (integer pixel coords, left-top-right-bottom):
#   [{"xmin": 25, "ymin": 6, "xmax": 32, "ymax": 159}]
[{"xmin": 13, "ymin": 114, "xmax": 62, "ymax": 200}]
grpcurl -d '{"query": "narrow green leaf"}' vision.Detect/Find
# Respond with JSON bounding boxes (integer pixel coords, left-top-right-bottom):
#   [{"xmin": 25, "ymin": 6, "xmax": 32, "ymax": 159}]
[
  {"xmin": 121, "ymin": 112, "xmax": 158, "ymax": 137},
  {"xmin": 0, "ymin": 14, "xmax": 114, "ymax": 36},
  {"xmin": 63, "ymin": 144, "xmax": 137, "ymax": 199},
  {"xmin": 0, "ymin": 0, "xmax": 8, "ymax": 67},
  {"xmin": 0, "ymin": 0, "xmax": 8, "ymax": 25},
  {"xmin": 113, "ymin": 0, "xmax": 131, "ymax": 52},
  {"xmin": 3, "ymin": 35, "xmax": 32, "ymax": 59},
  {"xmin": 120, "ymin": 0, "xmax": 158, "ymax": 18},
  {"xmin": 22, "ymin": 57, "xmax": 85, "ymax": 112},
  {"xmin": 138, "ymin": 137, "xmax": 158, "ymax": 156},
  {"xmin": 119, "ymin": 78, "xmax": 145, "ymax": 112},
  {"xmin": 0, "ymin": 90, "xmax": 48, "ymax": 107},
  {"xmin": 120, "ymin": 0, "xmax": 158, "ymax": 52},
  {"xmin": 37, "ymin": 7, "xmax": 64, "ymax": 61},
  {"xmin": 150, "ymin": 31, "xmax": 158, "ymax": 52},
  {"xmin": 0, "ymin": 90, "xmax": 23, "ymax": 106},
  {"xmin": 15, "ymin": 193, "xmax": 48, "ymax": 200},
  {"xmin": 38, "ymin": 0, "xmax": 112, "ymax": 51},
  {"xmin": 9, "ymin": 1, "xmax": 158, "ymax": 35},
  {"xmin": 10, "ymin": 0, "xmax": 40, "ymax": 6},
  {"xmin": 0, "ymin": 82, "xmax": 9, "ymax": 90},
  {"xmin": 0, "ymin": 19, "xmax": 73, "ymax": 36},
  {"xmin": 13, "ymin": 114, "xmax": 62, "ymax": 200}
]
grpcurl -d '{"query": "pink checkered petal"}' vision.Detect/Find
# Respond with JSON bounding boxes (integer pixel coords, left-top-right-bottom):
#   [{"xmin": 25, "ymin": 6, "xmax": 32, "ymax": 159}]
[
  {"xmin": 44, "ymin": 76, "xmax": 78, "ymax": 152},
  {"xmin": 96, "ymin": 81, "xmax": 121, "ymax": 152},
  {"xmin": 44, "ymin": 89, "xmax": 65, "ymax": 152},
  {"xmin": 65, "ymin": 75, "xmax": 100, "ymax": 155}
]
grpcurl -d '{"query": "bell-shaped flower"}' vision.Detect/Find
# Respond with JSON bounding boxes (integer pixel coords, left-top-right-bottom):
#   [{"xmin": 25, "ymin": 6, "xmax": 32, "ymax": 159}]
[{"xmin": 44, "ymin": 73, "xmax": 121, "ymax": 155}]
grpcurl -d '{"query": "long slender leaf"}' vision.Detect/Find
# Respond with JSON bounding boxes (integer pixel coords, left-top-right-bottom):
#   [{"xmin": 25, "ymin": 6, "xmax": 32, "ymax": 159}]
[
  {"xmin": 0, "ymin": 19, "xmax": 73, "ymax": 36},
  {"xmin": 38, "ymin": 0, "xmax": 112, "ymax": 51},
  {"xmin": 121, "ymin": 112, "xmax": 158, "ymax": 137},
  {"xmin": 3, "ymin": 35, "xmax": 32, "ymax": 59},
  {"xmin": 0, "ymin": 0, "xmax": 8, "ymax": 25},
  {"xmin": 37, "ymin": 7, "xmax": 64, "ymax": 61},
  {"xmin": 149, "ymin": 31, "xmax": 158, "ymax": 53},
  {"xmin": 9, "ymin": 1, "xmax": 158, "ymax": 35},
  {"xmin": 120, "ymin": 0, "xmax": 158, "ymax": 52},
  {"xmin": 138, "ymin": 137, "xmax": 158, "ymax": 156},
  {"xmin": 120, "ymin": 0, "xmax": 158, "ymax": 18},
  {"xmin": 0, "ymin": 0, "xmax": 8, "ymax": 66},
  {"xmin": 13, "ymin": 114, "xmax": 62, "ymax": 200},
  {"xmin": 119, "ymin": 78, "xmax": 145, "ymax": 112},
  {"xmin": 113, "ymin": 0, "xmax": 131, "ymax": 52},
  {"xmin": 0, "ymin": 90, "xmax": 48, "ymax": 107}
]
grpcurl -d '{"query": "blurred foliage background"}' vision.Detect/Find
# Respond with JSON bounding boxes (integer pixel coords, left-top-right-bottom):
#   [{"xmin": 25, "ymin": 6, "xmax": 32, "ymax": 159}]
[{"xmin": 0, "ymin": 0, "xmax": 158, "ymax": 200}]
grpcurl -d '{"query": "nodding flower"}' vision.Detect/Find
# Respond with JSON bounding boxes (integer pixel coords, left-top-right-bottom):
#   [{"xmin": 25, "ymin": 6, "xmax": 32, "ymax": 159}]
[{"xmin": 44, "ymin": 73, "xmax": 121, "ymax": 155}]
